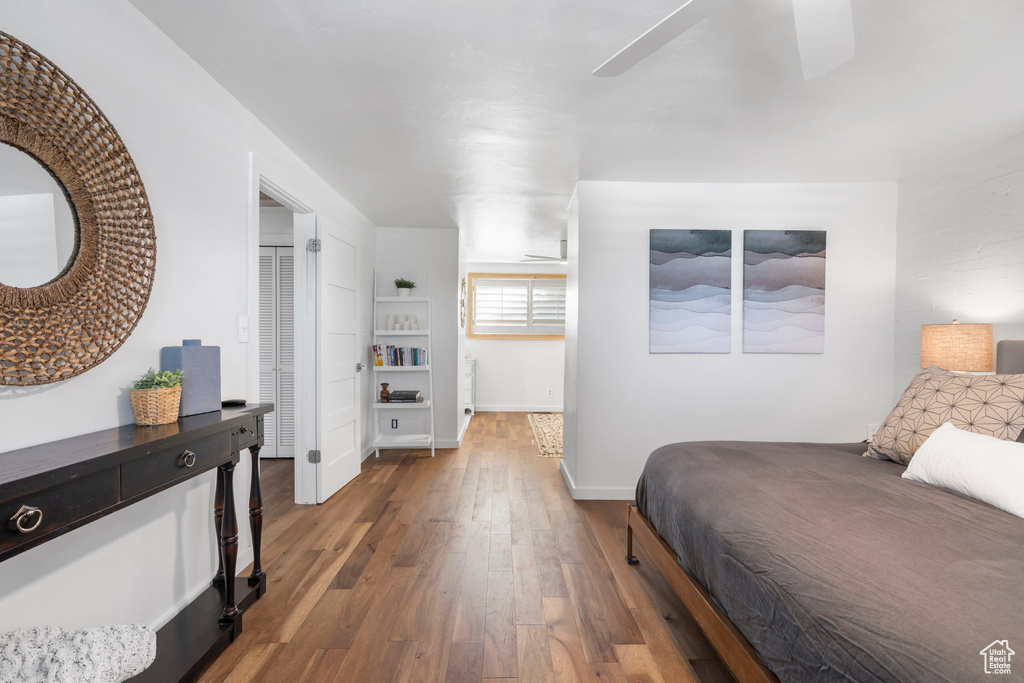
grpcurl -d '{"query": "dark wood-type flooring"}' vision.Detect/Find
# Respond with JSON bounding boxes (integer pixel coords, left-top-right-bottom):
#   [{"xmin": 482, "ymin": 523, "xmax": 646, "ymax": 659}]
[{"xmin": 202, "ymin": 412, "xmax": 735, "ymax": 682}]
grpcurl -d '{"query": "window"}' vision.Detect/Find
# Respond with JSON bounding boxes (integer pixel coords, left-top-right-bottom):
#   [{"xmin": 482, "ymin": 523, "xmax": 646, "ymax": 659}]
[{"xmin": 468, "ymin": 273, "xmax": 566, "ymax": 339}]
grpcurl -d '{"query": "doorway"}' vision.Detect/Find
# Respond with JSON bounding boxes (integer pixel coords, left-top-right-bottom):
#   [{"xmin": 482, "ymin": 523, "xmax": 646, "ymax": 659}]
[
  {"xmin": 258, "ymin": 193, "xmax": 296, "ymax": 459},
  {"xmin": 250, "ymin": 176, "xmax": 364, "ymax": 507},
  {"xmin": 257, "ymin": 190, "xmax": 300, "ymax": 506}
]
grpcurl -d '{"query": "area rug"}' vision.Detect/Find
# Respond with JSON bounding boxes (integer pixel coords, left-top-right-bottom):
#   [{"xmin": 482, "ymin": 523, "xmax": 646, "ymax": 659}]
[{"xmin": 528, "ymin": 413, "xmax": 563, "ymax": 457}]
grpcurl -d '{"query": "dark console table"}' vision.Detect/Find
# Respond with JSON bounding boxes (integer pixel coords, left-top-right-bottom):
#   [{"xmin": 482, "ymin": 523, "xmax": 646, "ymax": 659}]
[{"xmin": 0, "ymin": 403, "xmax": 273, "ymax": 682}]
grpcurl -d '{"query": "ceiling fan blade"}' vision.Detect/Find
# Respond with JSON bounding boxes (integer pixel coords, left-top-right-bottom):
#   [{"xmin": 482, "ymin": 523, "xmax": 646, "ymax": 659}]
[
  {"xmin": 593, "ymin": 0, "xmax": 714, "ymax": 77},
  {"xmin": 791, "ymin": 0, "xmax": 855, "ymax": 80}
]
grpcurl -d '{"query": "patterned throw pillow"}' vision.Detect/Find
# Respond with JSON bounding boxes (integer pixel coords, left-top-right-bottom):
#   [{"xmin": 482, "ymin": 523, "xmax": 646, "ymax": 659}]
[{"xmin": 865, "ymin": 370, "xmax": 1024, "ymax": 464}]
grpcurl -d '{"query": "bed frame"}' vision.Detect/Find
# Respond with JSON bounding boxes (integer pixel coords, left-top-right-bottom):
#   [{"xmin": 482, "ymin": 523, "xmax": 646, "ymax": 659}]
[{"xmin": 625, "ymin": 503, "xmax": 780, "ymax": 683}]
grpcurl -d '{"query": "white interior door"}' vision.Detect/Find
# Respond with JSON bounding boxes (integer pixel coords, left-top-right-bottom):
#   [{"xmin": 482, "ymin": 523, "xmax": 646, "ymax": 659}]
[{"xmin": 316, "ymin": 215, "xmax": 362, "ymax": 502}]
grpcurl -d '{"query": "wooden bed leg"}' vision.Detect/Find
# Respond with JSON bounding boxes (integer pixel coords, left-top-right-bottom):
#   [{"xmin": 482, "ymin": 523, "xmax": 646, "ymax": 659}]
[{"xmin": 625, "ymin": 504, "xmax": 640, "ymax": 565}]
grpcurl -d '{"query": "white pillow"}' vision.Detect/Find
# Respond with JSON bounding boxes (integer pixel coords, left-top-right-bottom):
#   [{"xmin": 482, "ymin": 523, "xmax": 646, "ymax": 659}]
[{"xmin": 903, "ymin": 422, "xmax": 1024, "ymax": 519}]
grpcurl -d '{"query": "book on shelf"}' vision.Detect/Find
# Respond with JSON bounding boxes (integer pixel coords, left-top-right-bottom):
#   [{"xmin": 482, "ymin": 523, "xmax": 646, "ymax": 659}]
[
  {"xmin": 388, "ymin": 390, "xmax": 421, "ymax": 401},
  {"xmin": 372, "ymin": 344, "xmax": 429, "ymax": 367}
]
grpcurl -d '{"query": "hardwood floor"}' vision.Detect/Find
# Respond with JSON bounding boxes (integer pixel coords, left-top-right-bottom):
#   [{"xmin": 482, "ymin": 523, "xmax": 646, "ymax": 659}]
[{"xmin": 202, "ymin": 412, "xmax": 735, "ymax": 682}]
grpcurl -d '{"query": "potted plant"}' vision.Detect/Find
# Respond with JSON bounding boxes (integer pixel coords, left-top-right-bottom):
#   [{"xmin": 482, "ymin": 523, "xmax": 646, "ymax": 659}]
[
  {"xmin": 395, "ymin": 277, "xmax": 416, "ymax": 297},
  {"xmin": 129, "ymin": 368, "xmax": 184, "ymax": 426}
]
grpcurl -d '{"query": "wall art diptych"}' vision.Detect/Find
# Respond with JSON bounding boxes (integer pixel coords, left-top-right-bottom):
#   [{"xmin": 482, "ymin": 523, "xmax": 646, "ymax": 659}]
[
  {"xmin": 649, "ymin": 229, "xmax": 732, "ymax": 353},
  {"xmin": 742, "ymin": 230, "xmax": 826, "ymax": 354}
]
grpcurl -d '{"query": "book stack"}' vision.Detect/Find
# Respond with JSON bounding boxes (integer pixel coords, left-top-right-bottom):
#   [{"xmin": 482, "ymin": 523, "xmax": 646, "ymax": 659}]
[
  {"xmin": 387, "ymin": 390, "xmax": 422, "ymax": 403},
  {"xmin": 372, "ymin": 345, "xmax": 429, "ymax": 367}
]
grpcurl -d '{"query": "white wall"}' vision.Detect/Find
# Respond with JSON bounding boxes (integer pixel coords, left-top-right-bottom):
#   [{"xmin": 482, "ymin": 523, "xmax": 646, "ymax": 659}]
[
  {"xmin": 563, "ymin": 181, "xmax": 899, "ymax": 499},
  {"xmin": 466, "ymin": 262, "xmax": 566, "ymax": 412},
  {"xmin": 375, "ymin": 227, "xmax": 464, "ymax": 447},
  {"xmin": 0, "ymin": 0, "xmax": 376, "ymax": 632},
  {"xmin": 258, "ymin": 205, "xmax": 293, "ymax": 246},
  {"xmin": 895, "ymin": 131, "xmax": 1024, "ymax": 396},
  {"xmin": 562, "ymin": 189, "xmax": 581, "ymax": 486}
]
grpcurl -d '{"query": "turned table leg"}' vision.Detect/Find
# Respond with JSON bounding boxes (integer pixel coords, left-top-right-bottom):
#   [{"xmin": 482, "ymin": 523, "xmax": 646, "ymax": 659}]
[
  {"xmin": 212, "ymin": 466, "xmax": 225, "ymax": 586},
  {"xmin": 218, "ymin": 461, "xmax": 240, "ymax": 629},
  {"xmin": 248, "ymin": 445, "xmax": 265, "ymax": 589}
]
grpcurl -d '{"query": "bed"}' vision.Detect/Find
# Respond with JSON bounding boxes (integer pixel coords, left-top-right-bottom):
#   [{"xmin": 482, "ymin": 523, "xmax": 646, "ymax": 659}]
[{"xmin": 631, "ymin": 439, "xmax": 1024, "ymax": 682}]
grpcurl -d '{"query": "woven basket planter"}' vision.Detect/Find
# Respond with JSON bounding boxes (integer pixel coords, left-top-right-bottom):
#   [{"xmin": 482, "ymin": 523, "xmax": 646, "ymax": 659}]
[{"xmin": 130, "ymin": 386, "xmax": 182, "ymax": 426}]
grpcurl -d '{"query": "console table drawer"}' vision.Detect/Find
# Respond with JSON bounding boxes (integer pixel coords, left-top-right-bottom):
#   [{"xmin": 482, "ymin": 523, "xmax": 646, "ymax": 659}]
[
  {"xmin": 1, "ymin": 470, "xmax": 119, "ymax": 555},
  {"xmin": 121, "ymin": 432, "xmax": 232, "ymax": 499},
  {"xmin": 233, "ymin": 415, "xmax": 261, "ymax": 451}
]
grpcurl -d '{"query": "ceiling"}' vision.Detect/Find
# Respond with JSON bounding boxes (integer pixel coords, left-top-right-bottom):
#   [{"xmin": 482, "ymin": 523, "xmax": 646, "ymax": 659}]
[{"xmin": 130, "ymin": 0, "xmax": 1024, "ymax": 261}]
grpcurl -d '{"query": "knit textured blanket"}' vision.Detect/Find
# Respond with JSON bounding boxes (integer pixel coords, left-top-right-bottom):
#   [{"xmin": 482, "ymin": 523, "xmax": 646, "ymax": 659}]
[{"xmin": 0, "ymin": 624, "xmax": 156, "ymax": 683}]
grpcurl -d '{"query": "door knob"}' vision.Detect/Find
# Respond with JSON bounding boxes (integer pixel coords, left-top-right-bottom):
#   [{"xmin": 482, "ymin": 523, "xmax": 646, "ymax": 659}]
[{"xmin": 356, "ymin": 362, "xmax": 367, "ymax": 372}]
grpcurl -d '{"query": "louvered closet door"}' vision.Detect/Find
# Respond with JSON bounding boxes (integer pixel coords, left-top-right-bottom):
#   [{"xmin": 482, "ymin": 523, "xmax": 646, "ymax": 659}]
[
  {"xmin": 276, "ymin": 252, "xmax": 295, "ymax": 456},
  {"xmin": 259, "ymin": 248, "xmax": 278, "ymax": 455},
  {"xmin": 258, "ymin": 246, "xmax": 296, "ymax": 458}
]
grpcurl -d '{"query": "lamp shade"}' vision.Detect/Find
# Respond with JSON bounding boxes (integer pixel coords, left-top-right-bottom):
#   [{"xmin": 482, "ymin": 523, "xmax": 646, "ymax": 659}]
[{"xmin": 920, "ymin": 321, "xmax": 993, "ymax": 372}]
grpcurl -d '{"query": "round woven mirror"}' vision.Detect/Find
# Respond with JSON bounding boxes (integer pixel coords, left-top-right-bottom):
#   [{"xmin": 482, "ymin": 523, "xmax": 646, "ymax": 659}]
[{"xmin": 0, "ymin": 31, "xmax": 155, "ymax": 386}]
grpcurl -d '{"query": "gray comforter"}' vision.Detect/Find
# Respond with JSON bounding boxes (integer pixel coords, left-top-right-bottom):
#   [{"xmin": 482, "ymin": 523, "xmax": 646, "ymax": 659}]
[{"xmin": 635, "ymin": 440, "xmax": 1024, "ymax": 683}]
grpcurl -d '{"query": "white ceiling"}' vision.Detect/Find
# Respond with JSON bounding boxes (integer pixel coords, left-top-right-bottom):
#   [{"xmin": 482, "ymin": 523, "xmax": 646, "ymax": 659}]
[{"xmin": 130, "ymin": 0, "xmax": 1024, "ymax": 261}]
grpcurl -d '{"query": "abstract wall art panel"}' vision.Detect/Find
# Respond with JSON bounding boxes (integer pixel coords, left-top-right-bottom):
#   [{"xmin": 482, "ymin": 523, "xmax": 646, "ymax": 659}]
[
  {"xmin": 650, "ymin": 229, "xmax": 732, "ymax": 353},
  {"xmin": 742, "ymin": 229, "xmax": 826, "ymax": 354}
]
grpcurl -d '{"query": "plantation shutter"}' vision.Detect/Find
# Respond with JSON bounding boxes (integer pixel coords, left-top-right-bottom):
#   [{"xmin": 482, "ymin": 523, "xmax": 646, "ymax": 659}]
[
  {"xmin": 531, "ymin": 282, "xmax": 566, "ymax": 327},
  {"xmin": 472, "ymin": 277, "xmax": 566, "ymax": 335},
  {"xmin": 473, "ymin": 279, "xmax": 530, "ymax": 334}
]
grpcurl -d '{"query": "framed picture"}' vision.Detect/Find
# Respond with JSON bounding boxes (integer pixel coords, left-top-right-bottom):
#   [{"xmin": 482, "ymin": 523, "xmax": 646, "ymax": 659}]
[
  {"xmin": 742, "ymin": 229, "xmax": 826, "ymax": 354},
  {"xmin": 650, "ymin": 229, "xmax": 732, "ymax": 353}
]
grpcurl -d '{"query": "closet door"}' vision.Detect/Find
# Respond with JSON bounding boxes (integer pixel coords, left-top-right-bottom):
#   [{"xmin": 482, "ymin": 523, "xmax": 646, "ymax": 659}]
[
  {"xmin": 258, "ymin": 246, "xmax": 296, "ymax": 458},
  {"xmin": 276, "ymin": 251, "xmax": 295, "ymax": 457},
  {"xmin": 258, "ymin": 248, "xmax": 278, "ymax": 456}
]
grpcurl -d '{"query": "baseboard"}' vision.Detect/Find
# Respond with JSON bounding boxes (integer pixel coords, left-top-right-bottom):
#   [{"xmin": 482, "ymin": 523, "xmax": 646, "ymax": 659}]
[
  {"xmin": 476, "ymin": 404, "xmax": 564, "ymax": 413},
  {"xmin": 558, "ymin": 459, "xmax": 577, "ymax": 496},
  {"xmin": 150, "ymin": 544, "xmax": 254, "ymax": 631},
  {"xmin": 456, "ymin": 412, "xmax": 472, "ymax": 444},
  {"xmin": 568, "ymin": 485, "xmax": 635, "ymax": 501},
  {"xmin": 360, "ymin": 442, "xmax": 376, "ymax": 462},
  {"xmin": 558, "ymin": 460, "xmax": 634, "ymax": 501}
]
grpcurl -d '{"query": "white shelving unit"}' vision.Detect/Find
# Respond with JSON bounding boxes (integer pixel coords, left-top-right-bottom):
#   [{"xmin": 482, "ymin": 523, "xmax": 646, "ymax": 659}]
[{"xmin": 370, "ymin": 271, "xmax": 435, "ymax": 457}]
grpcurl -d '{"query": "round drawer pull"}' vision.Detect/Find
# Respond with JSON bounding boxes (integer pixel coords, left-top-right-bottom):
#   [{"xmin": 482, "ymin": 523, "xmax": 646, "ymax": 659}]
[
  {"xmin": 240, "ymin": 426, "xmax": 254, "ymax": 437},
  {"xmin": 10, "ymin": 505, "xmax": 43, "ymax": 534},
  {"xmin": 180, "ymin": 450, "xmax": 197, "ymax": 468}
]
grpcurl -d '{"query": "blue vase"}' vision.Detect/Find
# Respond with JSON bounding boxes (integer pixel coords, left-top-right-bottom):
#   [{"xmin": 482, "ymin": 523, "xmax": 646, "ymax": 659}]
[{"xmin": 160, "ymin": 339, "xmax": 221, "ymax": 416}]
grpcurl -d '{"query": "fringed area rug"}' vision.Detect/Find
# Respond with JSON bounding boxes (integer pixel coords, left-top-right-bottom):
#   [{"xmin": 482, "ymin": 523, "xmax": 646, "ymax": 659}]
[{"xmin": 528, "ymin": 413, "xmax": 563, "ymax": 457}]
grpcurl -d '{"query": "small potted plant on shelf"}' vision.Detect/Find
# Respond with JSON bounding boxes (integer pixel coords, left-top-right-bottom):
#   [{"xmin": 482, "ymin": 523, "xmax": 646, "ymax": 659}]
[
  {"xmin": 129, "ymin": 368, "xmax": 184, "ymax": 426},
  {"xmin": 395, "ymin": 277, "xmax": 416, "ymax": 297}
]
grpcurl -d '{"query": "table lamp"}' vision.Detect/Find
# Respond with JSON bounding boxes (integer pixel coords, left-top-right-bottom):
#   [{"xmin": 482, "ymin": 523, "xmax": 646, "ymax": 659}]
[{"xmin": 920, "ymin": 319, "xmax": 993, "ymax": 372}]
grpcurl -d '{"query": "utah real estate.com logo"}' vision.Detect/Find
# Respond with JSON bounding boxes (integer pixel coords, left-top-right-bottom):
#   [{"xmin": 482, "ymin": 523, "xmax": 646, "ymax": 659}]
[{"xmin": 980, "ymin": 640, "xmax": 1014, "ymax": 675}]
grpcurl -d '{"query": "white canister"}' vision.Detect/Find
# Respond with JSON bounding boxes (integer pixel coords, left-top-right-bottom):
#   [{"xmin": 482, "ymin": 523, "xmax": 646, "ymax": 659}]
[{"xmin": 385, "ymin": 314, "xmax": 394, "ymax": 330}]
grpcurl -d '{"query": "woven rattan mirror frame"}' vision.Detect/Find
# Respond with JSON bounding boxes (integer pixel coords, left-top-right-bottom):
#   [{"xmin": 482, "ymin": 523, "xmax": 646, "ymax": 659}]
[{"xmin": 0, "ymin": 31, "xmax": 155, "ymax": 386}]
